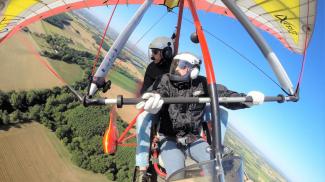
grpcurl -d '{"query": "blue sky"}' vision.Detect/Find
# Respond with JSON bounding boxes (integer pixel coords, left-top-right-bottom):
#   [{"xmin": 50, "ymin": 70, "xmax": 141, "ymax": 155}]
[{"xmin": 87, "ymin": 2, "xmax": 325, "ymax": 181}]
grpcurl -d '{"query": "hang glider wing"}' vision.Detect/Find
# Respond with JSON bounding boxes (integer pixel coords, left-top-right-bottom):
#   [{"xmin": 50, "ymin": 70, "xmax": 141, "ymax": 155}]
[
  {"xmin": 198, "ymin": 0, "xmax": 317, "ymax": 54},
  {"xmin": 0, "ymin": 0, "xmax": 317, "ymax": 54}
]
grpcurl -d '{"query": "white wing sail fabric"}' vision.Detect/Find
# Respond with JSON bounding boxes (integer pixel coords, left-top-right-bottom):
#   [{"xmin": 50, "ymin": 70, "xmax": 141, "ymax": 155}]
[
  {"xmin": 0, "ymin": 0, "xmax": 317, "ymax": 54},
  {"xmin": 200, "ymin": 0, "xmax": 317, "ymax": 54}
]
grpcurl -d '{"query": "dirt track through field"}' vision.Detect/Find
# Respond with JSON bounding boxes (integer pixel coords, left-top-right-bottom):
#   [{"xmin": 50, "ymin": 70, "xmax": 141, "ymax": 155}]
[{"xmin": 0, "ymin": 122, "xmax": 110, "ymax": 182}]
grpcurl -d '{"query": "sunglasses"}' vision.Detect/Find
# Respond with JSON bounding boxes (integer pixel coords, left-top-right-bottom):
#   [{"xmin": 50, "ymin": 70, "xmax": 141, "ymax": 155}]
[{"xmin": 151, "ymin": 49, "xmax": 160, "ymax": 55}]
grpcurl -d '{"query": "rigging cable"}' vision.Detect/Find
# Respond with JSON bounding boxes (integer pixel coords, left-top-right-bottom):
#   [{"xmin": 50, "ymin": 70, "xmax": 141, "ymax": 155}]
[
  {"xmin": 134, "ymin": 11, "xmax": 168, "ymax": 46},
  {"xmin": 91, "ymin": 0, "xmax": 120, "ymax": 76},
  {"xmin": 170, "ymin": 10, "xmax": 287, "ymax": 93},
  {"xmin": 294, "ymin": 0, "xmax": 311, "ymax": 96}
]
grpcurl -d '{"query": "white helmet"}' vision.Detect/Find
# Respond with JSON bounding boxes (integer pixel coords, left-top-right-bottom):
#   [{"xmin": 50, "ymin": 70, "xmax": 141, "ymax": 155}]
[
  {"xmin": 169, "ymin": 52, "xmax": 201, "ymax": 81},
  {"xmin": 148, "ymin": 36, "xmax": 174, "ymax": 60}
]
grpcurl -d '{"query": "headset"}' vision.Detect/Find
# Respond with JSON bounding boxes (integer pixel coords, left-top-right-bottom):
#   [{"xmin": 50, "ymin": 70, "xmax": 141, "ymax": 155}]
[
  {"xmin": 162, "ymin": 41, "xmax": 173, "ymax": 60},
  {"xmin": 190, "ymin": 61, "xmax": 201, "ymax": 79}
]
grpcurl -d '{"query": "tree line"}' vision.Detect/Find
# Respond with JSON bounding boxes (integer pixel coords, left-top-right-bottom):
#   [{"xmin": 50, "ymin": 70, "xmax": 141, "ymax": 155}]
[
  {"xmin": 40, "ymin": 33, "xmax": 140, "ymax": 84},
  {"xmin": 40, "ymin": 34, "xmax": 97, "ymax": 69},
  {"xmin": 92, "ymin": 35, "xmax": 111, "ymax": 52},
  {"xmin": 0, "ymin": 81, "xmax": 135, "ymax": 181},
  {"xmin": 44, "ymin": 13, "xmax": 73, "ymax": 29},
  {"xmin": 42, "ymin": 13, "xmax": 142, "ymax": 84}
]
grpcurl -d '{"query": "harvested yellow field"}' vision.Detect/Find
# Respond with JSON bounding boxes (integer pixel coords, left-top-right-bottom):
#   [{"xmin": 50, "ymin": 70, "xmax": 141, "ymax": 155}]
[
  {"xmin": 39, "ymin": 19, "xmax": 98, "ymax": 53},
  {"xmin": 0, "ymin": 31, "xmax": 64, "ymax": 91},
  {"xmin": 67, "ymin": 20, "xmax": 99, "ymax": 52},
  {"xmin": 0, "ymin": 122, "xmax": 110, "ymax": 182},
  {"xmin": 27, "ymin": 21, "xmax": 46, "ymax": 35}
]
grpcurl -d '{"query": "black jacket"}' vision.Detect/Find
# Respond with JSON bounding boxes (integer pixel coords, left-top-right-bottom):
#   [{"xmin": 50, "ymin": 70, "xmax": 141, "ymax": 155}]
[
  {"xmin": 140, "ymin": 58, "xmax": 172, "ymax": 94},
  {"xmin": 149, "ymin": 74, "xmax": 248, "ymax": 137}
]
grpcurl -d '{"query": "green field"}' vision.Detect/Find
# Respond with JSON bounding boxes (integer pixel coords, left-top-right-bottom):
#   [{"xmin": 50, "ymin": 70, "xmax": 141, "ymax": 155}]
[
  {"xmin": 48, "ymin": 58, "xmax": 84, "ymax": 85},
  {"xmin": 225, "ymin": 126, "xmax": 287, "ymax": 182},
  {"xmin": 107, "ymin": 69, "xmax": 138, "ymax": 93}
]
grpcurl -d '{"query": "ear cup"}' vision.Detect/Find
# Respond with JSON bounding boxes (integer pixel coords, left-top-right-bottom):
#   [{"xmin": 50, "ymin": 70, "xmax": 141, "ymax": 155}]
[
  {"xmin": 190, "ymin": 67, "xmax": 199, "ymax": 79},
  {"xmin": 162, "ymin": 46, "xmax": 173, "ymax": 60}
]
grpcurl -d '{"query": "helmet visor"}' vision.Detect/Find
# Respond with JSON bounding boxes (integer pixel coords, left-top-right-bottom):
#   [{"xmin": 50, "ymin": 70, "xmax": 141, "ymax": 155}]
[{"xmin": 170, "ymin": 59, "xmax": 193, "ymax": 76}]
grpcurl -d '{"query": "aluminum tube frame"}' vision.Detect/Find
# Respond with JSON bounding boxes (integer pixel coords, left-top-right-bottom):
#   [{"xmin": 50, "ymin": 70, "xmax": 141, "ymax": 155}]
[
  {"xmin": 187, "ymin": 0, "xmax": 224, "ymax": 181},
  {"xmin": 174, "ymin": 0, "xmax": 184, "ymax": 55},
  {"xmin": 85, "ymin": 95, "xmax": 295, "ymax": 105},
  {"xmin": 89, "ymin": 0, "xmax": 153, "ymax": 96}
]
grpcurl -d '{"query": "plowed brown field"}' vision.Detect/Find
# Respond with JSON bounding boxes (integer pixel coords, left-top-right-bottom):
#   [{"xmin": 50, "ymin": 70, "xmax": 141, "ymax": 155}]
[
  {"xmin": 0, "ymin": 32, "xmax": 64, "ymax": 91},
  {"xmin": 0, "ymin": 122, "xmax": 110, "ymax": 182}
]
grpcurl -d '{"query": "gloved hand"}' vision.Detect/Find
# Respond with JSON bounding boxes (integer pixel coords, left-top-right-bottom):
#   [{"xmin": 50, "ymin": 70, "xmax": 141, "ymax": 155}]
[
  {"xmin": 136, "ymin": 93, "xmax": 164, "ymax": 114},
  {"xmin": 246, "ymin": 91, "xmax": 264, "ymax": 106}
]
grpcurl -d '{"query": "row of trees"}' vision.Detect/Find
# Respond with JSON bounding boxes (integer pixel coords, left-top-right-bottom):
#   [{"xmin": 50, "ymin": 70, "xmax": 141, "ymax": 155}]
[
  {"xmin": 40, "ymin": 33, "xmax": 140, "ymax": 85},
  {"xmin": 40, "ymin": 34, "xmax": 97, "ymax": 68},
  {"xmin": 92, "ymin": 35, "xmax": 111, "ymax": 52},
  {"xmin": 0, "ymin": 83, "xmax": 135, "ymax": 181},
  {"xmin": 43, "ymin": 13, "xmax": 145, "ymax": 80},
  {"xmin": 44, "ymin": 13, "xmax": 73, "ymax": 29},
  {"xmin": 0, "ymin": 88, "xmax": 60, "ymax": 124}
]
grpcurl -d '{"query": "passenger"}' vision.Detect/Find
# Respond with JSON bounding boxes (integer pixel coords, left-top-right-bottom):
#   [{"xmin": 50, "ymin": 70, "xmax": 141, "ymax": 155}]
[
  {"xmin": 137, "ymin": 52, "xmax": 264, "ymax": 180},
  {"xmin": 135, "ymin": 36, "xmax": 174, "ymax": 181}
]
